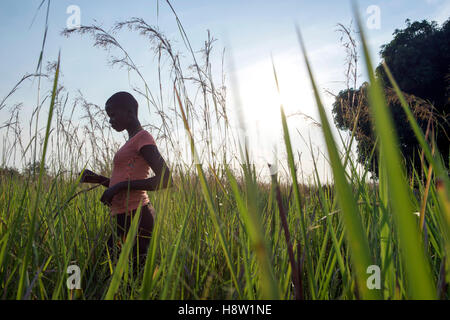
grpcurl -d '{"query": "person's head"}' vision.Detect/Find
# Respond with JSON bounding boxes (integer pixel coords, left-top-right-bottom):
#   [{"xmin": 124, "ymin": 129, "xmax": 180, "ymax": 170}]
[{"xmin": 105, "ymin": 91, "xmax": 139, "ymax": 132}]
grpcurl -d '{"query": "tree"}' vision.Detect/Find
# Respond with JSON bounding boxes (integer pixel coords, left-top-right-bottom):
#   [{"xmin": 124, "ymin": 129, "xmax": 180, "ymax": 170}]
[
  {"xmin": 23, "ymin": 160, "xmax": 49, "ymax": 178},
  {"xmin": 332, "ymin": 19, "xmax": 450, "ymax": 177},
  {"xmin": 0, "ymin": 166, "xmax": 22, "ymax": 179}
]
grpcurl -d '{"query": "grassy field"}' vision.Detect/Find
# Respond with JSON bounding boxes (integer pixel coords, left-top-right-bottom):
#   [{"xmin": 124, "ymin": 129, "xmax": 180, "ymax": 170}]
[{"xmin": 0, "ymin": 3, "xmax": 449, "ymax": 300}]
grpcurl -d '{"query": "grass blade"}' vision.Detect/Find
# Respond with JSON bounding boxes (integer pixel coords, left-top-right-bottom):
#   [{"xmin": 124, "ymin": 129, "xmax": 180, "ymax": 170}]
[
  {"xmin": 273, "ymin": 59, "xmax": 318, "ymax": 299},
  {"xmin": 296, "ymin": 26, "xmax": 380, "ymax": 299},
  {"xmin": 17, "ymin": 52, "xmax": 60, "ymax": 299},
  {"xmin": 105, "ymin": 204, "xmax": 142, "ymax": 300},
  {"xmin": 226, "ymin": 166, "xmax": 280, "ymax": 299},
  {"xmin": 353, "ymin": 2, "xmax": 436, "ymax": 299}
]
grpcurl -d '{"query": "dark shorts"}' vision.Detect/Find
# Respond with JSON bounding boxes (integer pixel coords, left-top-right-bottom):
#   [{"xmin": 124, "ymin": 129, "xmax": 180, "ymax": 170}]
[{"xmin": 106, "ymin": 204, "xmax": 155, "ymax": 268}]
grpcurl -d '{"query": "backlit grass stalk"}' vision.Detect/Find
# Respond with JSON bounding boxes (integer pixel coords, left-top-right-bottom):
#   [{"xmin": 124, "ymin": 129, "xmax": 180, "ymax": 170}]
[
  {"xmin": 382, "ymin": 62, "xmax": 450, "ymax": 285},
  {"xmin": 353, "ymin": 2, "xmax": 436, "ymax": 299},
  {"xmin": 174, "ymin": 86, "xmax": 242, "ymax": 298},
  {"xmin": 226, "ymin": 166, "xmax": 280, "ymax": 299},
  {"xmin": 273, "ymin": 59, "xmax": 318, "ymax": 299},
  {"xmin": 160, "ymin": 192, "xmax": 193, "ymax": 299},
  {"xmin": 270, "ymin": 168, "xmax": 302, "ymax": 299},
  {"xmin": 296, "ymin": 26, "xmax": 380, "ymax": 299},
  {"xmin": 140, "ymin": 180, "xmax": 173, "ymax": 299},
  {"xmin": 16, "ymin": 52, "xmax": 60, "ymax": 300},
  {"xmin": 105, "ymin": 204, "xmax": 142, "ymax": 300}
]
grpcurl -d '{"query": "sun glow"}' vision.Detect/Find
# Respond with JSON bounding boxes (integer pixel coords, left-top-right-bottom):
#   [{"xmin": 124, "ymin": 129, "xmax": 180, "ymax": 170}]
[{"xmin": 228, "ymin": 51, "xmax": 321, "ymax": 176}]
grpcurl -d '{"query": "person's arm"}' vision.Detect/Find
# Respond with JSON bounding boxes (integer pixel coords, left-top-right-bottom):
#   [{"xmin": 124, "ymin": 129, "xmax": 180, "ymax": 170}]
[
  {"xmin": 100, "ymin": 145, "xmax": 172, "ymax": 205},
  {"xmin": 80, "ymin": 169, "xmax": 110, "ymax": 187}
]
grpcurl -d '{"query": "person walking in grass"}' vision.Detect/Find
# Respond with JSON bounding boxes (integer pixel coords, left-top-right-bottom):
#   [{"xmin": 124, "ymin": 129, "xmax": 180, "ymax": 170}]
[{"xmin": 80, "ymin": 91, "xmax": 172, "ymax": 272}]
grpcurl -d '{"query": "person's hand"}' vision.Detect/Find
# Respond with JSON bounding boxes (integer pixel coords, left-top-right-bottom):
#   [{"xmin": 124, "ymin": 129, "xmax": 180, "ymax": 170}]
[
  {"xmin": 100, "ymin": 184, "xmax": 121, "ymax": 206},
  {"xmin": 79, "ymin": 169, "xmax": 98, "ymax": 183}
]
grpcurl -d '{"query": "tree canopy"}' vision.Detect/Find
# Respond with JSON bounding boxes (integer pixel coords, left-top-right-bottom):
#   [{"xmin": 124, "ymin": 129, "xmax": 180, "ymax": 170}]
[{"xmin": 332, "ymin": 19, "xmax": 450, "ymax": 177}]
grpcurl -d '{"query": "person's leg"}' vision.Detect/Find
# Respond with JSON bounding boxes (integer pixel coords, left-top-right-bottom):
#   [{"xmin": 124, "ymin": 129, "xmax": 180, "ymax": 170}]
[
  {"xmin": 134, "ymin": 204, "xmax": 155, "ymax": 270},
  {"xmin": 105, "ymin": 206, "xmax": 155, "ymax": 274},
  {"xmin": 105, "ymin": 214, "xmax": 127, "ymax": 261}
]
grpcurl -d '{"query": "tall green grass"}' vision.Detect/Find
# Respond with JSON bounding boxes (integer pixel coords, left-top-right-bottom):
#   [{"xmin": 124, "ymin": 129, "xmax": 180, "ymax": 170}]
[{"xmin": 0, "ymin": 2, "xmax": 448, "ymax": 300}]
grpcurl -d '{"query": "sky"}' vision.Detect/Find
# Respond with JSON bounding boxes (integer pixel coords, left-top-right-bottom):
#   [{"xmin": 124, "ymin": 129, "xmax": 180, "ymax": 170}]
[{"xmin": 0, "ymin": 0, "xmax": 449, "ymax": 180}]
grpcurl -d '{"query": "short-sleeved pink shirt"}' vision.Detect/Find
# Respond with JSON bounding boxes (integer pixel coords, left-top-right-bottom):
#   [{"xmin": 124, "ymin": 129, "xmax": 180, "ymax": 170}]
[{"xmin": 109, "ymin": 130, "xmax": 156, "ymax": 215}]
